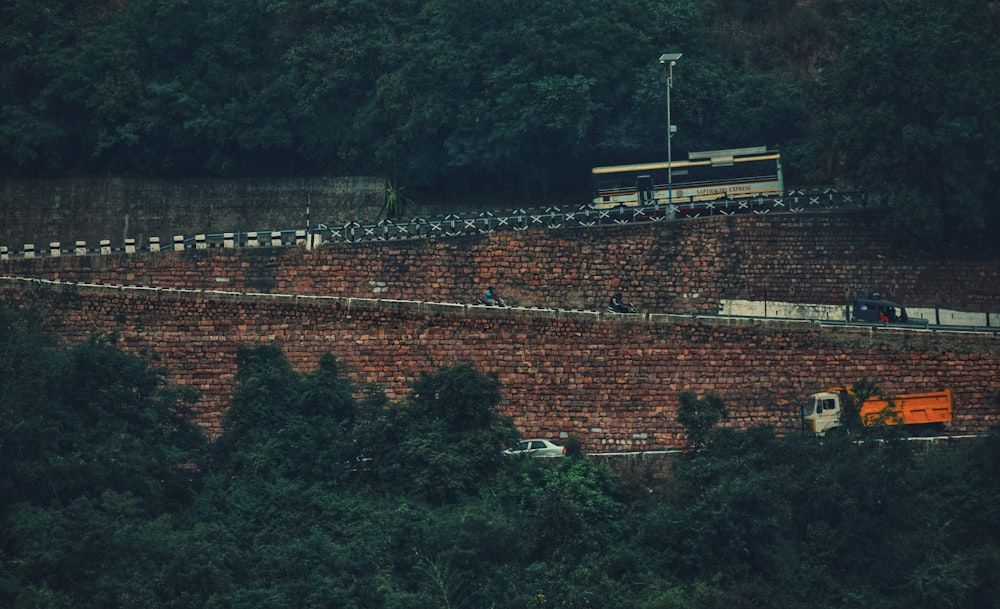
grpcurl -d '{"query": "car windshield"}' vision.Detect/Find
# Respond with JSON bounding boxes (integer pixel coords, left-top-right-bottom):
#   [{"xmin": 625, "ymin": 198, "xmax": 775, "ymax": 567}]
[{"xmin": 801, "ymin": 400, "xmax": 815, "ymax": 417}]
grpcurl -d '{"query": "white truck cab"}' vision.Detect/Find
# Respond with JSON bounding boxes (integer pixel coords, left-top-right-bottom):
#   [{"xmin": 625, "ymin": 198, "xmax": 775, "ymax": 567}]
[{"xmin": 801, "ymin": 391, "xmax": 843, "ymax": 436}]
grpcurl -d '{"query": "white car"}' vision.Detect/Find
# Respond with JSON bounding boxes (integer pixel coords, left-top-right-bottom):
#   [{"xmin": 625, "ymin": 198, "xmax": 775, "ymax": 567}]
[{"xmin": 503, "ymin": 439, "xmax": 566, "ymax": 457}]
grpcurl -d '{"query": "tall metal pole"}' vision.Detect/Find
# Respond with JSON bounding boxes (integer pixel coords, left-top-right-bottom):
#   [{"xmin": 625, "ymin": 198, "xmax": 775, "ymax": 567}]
[
  {"xmin": 667, "ymin": 69, "xmax": 673, "ymax": 208},
  {"xmin": 659, "ymin": 53, "xmax": 681, "ymax": 209}
]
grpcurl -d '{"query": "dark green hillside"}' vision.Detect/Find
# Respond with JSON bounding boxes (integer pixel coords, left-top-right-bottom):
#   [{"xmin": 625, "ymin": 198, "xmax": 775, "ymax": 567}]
[
  {"xmin": 2, "ymin": 303, "xmax": 999, "ymax": 608},
  {"xmin": 1, "ymin": 0, "xmax": 997, "ymax": 244}
]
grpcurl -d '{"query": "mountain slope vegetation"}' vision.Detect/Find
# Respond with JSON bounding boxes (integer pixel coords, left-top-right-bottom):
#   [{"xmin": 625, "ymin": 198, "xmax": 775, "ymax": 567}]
[
  {"xmin": 1, "ymin": 0, "xmax": 997, "ymax": 244},
  {"xmin": 2, "ymin": 304, "xmax": 999, "ymax": 607}
]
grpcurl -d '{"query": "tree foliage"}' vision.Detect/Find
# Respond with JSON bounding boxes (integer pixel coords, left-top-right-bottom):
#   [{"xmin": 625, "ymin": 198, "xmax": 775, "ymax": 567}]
[
  {"xmin": 0, "ymin": 310, "xmax": 204, "ymax": 513},
  {"xmin": 3, "ymin": 0, "xmax": 994, "ymax": 244},
  {"xmin": 815, "ymin": 0, "xmax": 1000, "ymax": 247},
  {"xmin": 213, "ymin": 345, "xmax": 360, "ymax": 482},
  {"xmin": 0, "ymin": 305, "xmax": 207, "ymax": 607},
  {"xmin": 359, "ymin": 362, "xmax": 519, "ymax": 504},
  {"xmin": 2, "ymin": 307, "xmax": 999, "ymax": 607},
  {"xmin": 676, "ymin": 391, "xmax": 728, "ymax": 449}
]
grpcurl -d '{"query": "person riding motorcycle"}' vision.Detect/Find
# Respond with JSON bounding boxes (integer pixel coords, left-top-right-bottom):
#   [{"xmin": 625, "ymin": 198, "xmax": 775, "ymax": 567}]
[
  {"xmin": 608, "ymin": 292, "xmax": 635, "ymax": 313},
  {"xmin": 482, "ymin": 286, "xmax": 505, "ymax": 307}
]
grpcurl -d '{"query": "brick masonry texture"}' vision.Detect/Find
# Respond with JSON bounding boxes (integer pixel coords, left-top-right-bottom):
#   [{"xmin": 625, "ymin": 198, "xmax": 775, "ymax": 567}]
[
  {"xmin": 4, "ymin": 211, "xmax": 999, "ymax": 312},
  {"xmin": 2, "ymin": 212, "xmax": 999, "ymax": 452}
]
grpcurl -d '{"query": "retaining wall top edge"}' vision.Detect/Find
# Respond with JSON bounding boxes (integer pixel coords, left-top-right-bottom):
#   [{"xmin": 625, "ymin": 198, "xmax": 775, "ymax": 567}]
[
  {"xmin": 0, "ymin": 277, "xmax": 996, "ymax": 342},
  {"xmin": 0, "ymin": 277, "xmax": 892, "ymax": 332}
]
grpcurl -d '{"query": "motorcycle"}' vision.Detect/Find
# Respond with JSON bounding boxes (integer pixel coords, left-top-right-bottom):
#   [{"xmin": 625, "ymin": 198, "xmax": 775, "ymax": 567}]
[{"xmin": 606, "ymin": 301, "xmax": 636, "ymax": 314}]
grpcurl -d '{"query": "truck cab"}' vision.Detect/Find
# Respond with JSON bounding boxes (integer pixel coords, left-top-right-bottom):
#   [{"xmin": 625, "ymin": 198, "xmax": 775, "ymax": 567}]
[{"xmin": 801, "ymin": 391, "xmax": 844, "ymax": 436}]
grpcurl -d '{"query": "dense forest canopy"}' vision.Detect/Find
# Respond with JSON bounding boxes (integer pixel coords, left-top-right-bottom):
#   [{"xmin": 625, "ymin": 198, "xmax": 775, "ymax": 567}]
[
  {"xmin": 1, "ymin": 303, "xmax": 999, "ymax": 607},
  {"xmin": 1, "ymin": 0, "xmax": 998, "ymax": 243}
]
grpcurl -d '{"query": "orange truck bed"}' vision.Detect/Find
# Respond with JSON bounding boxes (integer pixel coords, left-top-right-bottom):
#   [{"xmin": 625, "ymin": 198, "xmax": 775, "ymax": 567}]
[{"xmin": 860, "ymin": 389, "xmax": 953, "ymax": 427}]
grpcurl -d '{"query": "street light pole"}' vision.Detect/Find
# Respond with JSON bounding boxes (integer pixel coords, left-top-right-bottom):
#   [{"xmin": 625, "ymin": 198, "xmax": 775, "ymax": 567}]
[{"xmin": 658, "ymin": 53, "xmax": 681, "ymax": 208}]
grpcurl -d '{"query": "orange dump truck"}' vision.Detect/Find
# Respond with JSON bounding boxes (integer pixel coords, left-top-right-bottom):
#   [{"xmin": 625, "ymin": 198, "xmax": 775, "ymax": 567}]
[{"xmin": 801, "ymin": 388, "xmax": 953, "ymax": 437}]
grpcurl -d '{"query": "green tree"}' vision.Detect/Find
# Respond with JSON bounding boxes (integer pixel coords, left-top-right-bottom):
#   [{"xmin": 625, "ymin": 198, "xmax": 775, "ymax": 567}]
[
  {"xmin": 816, "ymin": 0, "xmax": 1000, "ymax": 247},
  {"xmin": 370, "ymin": 497, "xmax": 529, "ymax": 609},
  {"xmin": 0, "ymin": 324, "xmax": 204, "ymax": 511},
  {"xmin": 2, "ymin": 490, "xmax": 227, "ymax": 608},
  {"xmin": 0, "ymin": 0, "xmax": 107, "ymax": 174},
  {"xmin": 0, "ymin": 307, "xmax": 206, "ymax": 607},
  {"xmin": 895, "ymin": 429, "xmax": 1000, "ymax": 608},
  {"xmin": 179, "ymin": 476, "xmax": 389, "ymax": 609},
  {"xmin": 0, "ymin": 305, "xmax": 62, "ymax": 507},
  {"xmin": 511, "ymin": 457, "xmax": 625, "ymax": 556},
  {"xmin": 676, "ymin": 391, "xmax": 728, "ymax": 450},
  {"xmin": 636, "ymin": 424, "xmax": 919, "ymax": 608},
  {"xmin": 361, "ymin": 0, "xmax": 706, "ymax": 197},
  {"xmin": 359, "ymin": 363, "xmax": 518, "ymax": 504},
  {"xmin": 213, "ymin": 345, "xmax": 360, "ymax": 482}
]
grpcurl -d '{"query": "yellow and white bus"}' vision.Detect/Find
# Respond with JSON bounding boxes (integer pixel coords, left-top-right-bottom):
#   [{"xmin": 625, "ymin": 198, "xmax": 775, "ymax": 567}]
[{"xmin": 591, "ymin": 146, "xmax": 784, "ymax": 211}]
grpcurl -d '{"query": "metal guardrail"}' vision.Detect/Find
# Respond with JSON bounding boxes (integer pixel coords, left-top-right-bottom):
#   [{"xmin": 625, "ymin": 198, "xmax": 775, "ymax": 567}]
[{"xmin": 1, "ymin": 190, "xmax": 870, "ymax": 259}]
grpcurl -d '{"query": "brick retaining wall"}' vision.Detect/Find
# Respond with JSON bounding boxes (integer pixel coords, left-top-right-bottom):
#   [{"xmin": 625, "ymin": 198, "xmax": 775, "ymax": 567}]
[
  {"xmin": 3, "ymin": 212, "xmax": 998, "ymax": 313},
  {"xmin": 3, "ymin": 212, "xmax": 999, "ymax": 452},
  {"xmin": 2, "ymin": 282, "xmax": 997, "ymax": 452}
]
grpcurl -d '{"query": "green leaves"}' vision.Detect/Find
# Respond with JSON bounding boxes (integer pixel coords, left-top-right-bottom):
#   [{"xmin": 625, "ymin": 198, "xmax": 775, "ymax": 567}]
[
  {"xmin": 3, "ymin": 308, "xmax": 1000, "ymax": 607},
  {"xmin": 814, "ymin": 0, "xmax": 1000, "ymax": 246},
  {"xmin": 0, "ymin": 0, "xmax": 996, "ymax": 247},
  {"xmin": 676, "ymin": 391, "xmax": 728, "ymax": 449},
  {"xmin": 0, "ymin": 312, "xmax": 204, "ymax": 511},
  {"xmin": 362, "ymin": 363, "xmax": 518, "ymax": 504},
  {"xmin": 514, "ymin": 457, "xmax": 626, "ymax": 555},
  {"xmin": 215, "ymin": 345, "xmax": 359, "ymax": 482},
  {"xmin": 382, "ymin": 180, "xmax": 414, "ymax": 219}
]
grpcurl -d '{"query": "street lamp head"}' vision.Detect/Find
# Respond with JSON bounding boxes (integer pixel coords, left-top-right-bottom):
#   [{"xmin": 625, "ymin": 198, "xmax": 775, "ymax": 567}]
[{"xmin": 658, "ymin": 52, "xmax": 682, "ymax": 65}]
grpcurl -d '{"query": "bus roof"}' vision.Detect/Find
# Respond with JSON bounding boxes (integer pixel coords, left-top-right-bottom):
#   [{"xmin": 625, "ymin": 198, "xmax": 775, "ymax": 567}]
[
  {"xmin": 688, "ymin": 146, "xmax": 769, "ymax": 160},
  {"xmin": 591, "ymin": 147, "xmax": 779, "ymax": 175}
]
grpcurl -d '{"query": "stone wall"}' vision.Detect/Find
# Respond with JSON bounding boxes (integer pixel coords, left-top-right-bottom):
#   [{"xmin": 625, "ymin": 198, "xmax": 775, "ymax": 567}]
[
  {"xmin": 1, "ymin": 281, "xmax": 997, "ymax": 453},
  {"xmin": 0, "ymin": 176, "xmax": 385, "ymax": 250},
  {"xmin": 4, "ymin": 212, "xmax": 1000, "ymax": 313},
  {"xmin": 3, "ymin": 211, "xmax": 999, "ymax": 452}
]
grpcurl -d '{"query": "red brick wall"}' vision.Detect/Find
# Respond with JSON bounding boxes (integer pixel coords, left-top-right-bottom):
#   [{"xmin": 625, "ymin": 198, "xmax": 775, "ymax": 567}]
[
  {"xmin": 5, "ymin": 212, "xmax": 999, "ymax": 313},
  {"xmin": 3, "ymin": 212, "xmax": 999, "ymax": 452},
  {"xmin": 2, "ymin": 283, "xmax": 997, "ymax": 453}
]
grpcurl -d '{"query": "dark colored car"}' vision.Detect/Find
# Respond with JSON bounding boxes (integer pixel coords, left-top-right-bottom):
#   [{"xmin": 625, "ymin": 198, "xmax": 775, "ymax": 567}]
[{"xmin": 850, "ymin": 294, "xmax": 927, "ymax": 325}]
